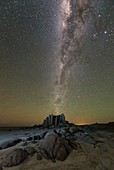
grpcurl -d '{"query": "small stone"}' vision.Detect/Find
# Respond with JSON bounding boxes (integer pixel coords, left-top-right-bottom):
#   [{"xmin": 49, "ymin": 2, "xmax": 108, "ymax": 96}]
[
  {"xmin": 22, "ymin": 142, "xmax": 28, "ymax": 146},
  {"xmin": 33, "ymin": 136, "xmax": 37, "ymax": 140},
  {"xmin": 36, "ymin": 135, "xmax": 41, "ymax": 140},
  {"xmin": 24, "ymin": 147, "xmax": 36, "ymax": 155},
  {"xmin": 37, "ymin": 154, "xmax": 42, "ymax": 160},
  {"xmin": 27, "ymin": 137, "xmax": 33, "ymax": 141},
  {"xmin": 25, "ymin": 133, "xmax": 30, "ymax": 135}
]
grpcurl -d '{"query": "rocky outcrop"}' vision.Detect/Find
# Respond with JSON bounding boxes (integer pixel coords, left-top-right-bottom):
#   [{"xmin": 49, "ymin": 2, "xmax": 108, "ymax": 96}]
[{"xmin": 42, "ymin": 113, "xmax": 68, "ymax": 128}]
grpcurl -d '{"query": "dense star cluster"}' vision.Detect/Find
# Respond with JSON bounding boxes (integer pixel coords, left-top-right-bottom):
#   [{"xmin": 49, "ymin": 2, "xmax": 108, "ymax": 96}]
[{"xmin": 0, "ymin": 0, "xmax": 114, "ymax": 126}]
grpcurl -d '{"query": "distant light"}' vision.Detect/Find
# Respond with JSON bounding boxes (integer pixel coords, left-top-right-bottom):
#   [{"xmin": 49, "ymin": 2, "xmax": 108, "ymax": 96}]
[
  {"xmin": 104, "ymin": 31, "xmax": 107, "ymax": 34},
  {"xmin": 77, "ymin": 122, "xmax": 88, "ymax": 125}
]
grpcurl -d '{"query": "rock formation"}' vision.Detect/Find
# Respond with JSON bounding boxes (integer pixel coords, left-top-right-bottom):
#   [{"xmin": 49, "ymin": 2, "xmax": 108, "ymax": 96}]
[{"xmin": 42, "ymin": 113, "xmax": 68, "ymax": 128}]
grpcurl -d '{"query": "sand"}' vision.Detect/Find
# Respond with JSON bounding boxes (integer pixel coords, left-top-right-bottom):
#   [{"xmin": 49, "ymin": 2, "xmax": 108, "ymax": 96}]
[{"xmin": 0, "ymin": 130, "xmax": 114, "ymax": 170}]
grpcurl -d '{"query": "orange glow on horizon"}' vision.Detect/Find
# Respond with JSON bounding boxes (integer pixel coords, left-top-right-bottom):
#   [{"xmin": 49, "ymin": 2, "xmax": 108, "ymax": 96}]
[{"xmin": 77, "ymin": 122, "xmax": 89, "ymax": 125}]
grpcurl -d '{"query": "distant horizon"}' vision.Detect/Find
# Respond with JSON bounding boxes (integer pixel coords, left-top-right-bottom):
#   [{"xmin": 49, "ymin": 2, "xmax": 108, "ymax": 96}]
[
  {"xmin": 0, "ymin": 117, "xmax": 114, "ymax": 127},
  {"xmin": 0, "ymin": 111, "xmax": 114, "ymax": 127}
]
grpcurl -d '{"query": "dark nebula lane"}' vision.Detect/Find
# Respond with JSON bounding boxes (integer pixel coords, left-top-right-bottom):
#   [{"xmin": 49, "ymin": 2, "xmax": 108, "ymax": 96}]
[{"xmin": 54, "ymin": 0, "xmax": 101, "ymax": 113}]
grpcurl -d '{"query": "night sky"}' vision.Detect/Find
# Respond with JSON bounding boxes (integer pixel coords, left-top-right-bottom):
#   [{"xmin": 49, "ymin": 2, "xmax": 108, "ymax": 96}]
[{"xmin": 0, "ymin": 0, "xmax": 114, "ymax": 126}]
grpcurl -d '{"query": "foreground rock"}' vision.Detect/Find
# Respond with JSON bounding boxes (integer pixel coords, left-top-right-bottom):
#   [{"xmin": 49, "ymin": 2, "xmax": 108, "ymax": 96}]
[
  {"xmin": 40, "ymin": 132, "xmax": 70, "ymax": 162},
  {"xmin": 0, "ymin": 139, "xmax": 22, "ymax": 150},
  {"xmin": 2, "ymin": 149, "xmax": 28, "ymax": 167}
]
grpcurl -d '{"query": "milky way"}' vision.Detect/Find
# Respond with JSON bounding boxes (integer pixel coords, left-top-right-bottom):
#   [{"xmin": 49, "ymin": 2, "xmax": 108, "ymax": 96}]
[{"xmin": 54, "ymin": 0, "xmax": 97, "ymax": 113}]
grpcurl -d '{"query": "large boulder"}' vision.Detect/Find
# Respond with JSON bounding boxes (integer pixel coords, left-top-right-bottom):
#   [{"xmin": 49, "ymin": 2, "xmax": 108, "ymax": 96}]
[
  {"xmin": 2, "ymin": 149, "xmax": 28, "ymax": 167},
  {"xmin": 40, "ymin": 132, "xmax": 70, "ymax": 162}
]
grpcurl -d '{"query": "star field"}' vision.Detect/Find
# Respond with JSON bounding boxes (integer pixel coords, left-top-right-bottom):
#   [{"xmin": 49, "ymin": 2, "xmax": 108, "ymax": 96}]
[{"xmin": 0, "ymin": 0, "xmax": 114, "ymax": 126}]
